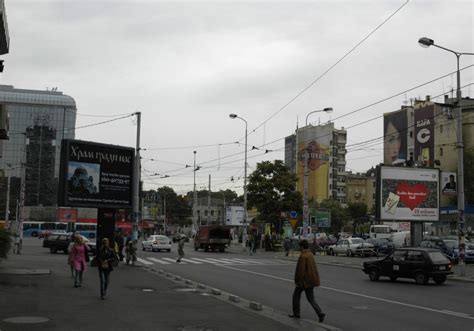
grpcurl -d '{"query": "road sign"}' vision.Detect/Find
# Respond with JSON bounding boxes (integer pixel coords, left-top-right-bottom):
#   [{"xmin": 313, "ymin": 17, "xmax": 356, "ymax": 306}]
[{"xmin": 290, "ymin": 211, "xmax": 297, "ymax": 218}]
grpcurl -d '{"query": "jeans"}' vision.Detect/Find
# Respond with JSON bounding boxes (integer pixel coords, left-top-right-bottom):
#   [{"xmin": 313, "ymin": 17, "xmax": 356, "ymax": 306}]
[
  {"xmin": 292, "ymin": 286, "xmax": 324, "ymax": 317},
  {"xmin": 99, "ymin": 269, "xmax": 111, "ymax": 297},
  {"xmin": 74, "ymin": 270, "xmax": 83, "ymax": 287}
]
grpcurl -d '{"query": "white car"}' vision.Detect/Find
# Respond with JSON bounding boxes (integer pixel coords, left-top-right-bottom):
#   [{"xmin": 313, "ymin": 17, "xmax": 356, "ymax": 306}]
[
  {"xmin": 142, "ymin": 235, "xmax": 172, "ymax": 252},
  {"xmin": 328, "ymin": 237, "xmax": 374, "ymax": 257}
]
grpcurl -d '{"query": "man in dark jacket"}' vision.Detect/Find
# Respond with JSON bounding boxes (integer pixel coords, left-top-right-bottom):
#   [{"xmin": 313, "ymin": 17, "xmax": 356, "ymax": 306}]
[{"xmin": 288, "ymin": 239, "xmax": 325, "ymax": 323}]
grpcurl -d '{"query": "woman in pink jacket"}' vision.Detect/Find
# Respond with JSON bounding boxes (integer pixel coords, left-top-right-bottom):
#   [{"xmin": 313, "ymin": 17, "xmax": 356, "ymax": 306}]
[{"xmin": 70, "ymin": 235, "xmax": 89, "ymax": 288}]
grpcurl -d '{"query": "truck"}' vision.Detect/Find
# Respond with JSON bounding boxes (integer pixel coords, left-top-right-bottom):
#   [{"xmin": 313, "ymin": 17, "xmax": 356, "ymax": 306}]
[{"xmin": 193, "ymin": 225, "xmax": 231, "ymax": 252}]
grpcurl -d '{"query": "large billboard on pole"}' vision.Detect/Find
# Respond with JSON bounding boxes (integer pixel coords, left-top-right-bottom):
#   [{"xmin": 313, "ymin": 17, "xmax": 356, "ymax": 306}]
[
  {"xmin": 377, "ymin": 166, "xmax": 439, "ymax": 221},
  {"xmin": 58, "ymin": 140, "xmax": 134, "ymax": 208}
]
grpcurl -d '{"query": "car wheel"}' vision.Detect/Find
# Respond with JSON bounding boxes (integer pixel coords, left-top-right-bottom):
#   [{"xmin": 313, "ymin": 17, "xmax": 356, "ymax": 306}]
[
  {"xmin": 194, "ymin": 245, "xmax": 198, "ymax": 251},
  {"xmin": 369, "ymin": 268, "xmax": 380, "ymax": 281},
  {"xmin": 167, "ymin": 249, "xmax": 171, "ymax": 253},
  {"xmin": 415, "ymin": 272, "xmax": 429, "ymax": 285},
  {"xmin": 433, "ymin": 275, "xmax": 446, "ymax": 285},
  {"xmin": 63, "ymin": 249, "xmax": 68, "ymax": 254},
  {"xmin": 389, "ymin": 276, "xmax": 397, "ymax": 282},
  {"xmin": 329, "ymin": 249, "xmax": 334, "ymax": 256},
  {"xmin": 142, "ymin": 245, "xmax": 145, "ymax": 251},
  {"xmin": 347, "ymin": 249, "xmax": 353, "ymax": 257},
  {"xmin": 50, "ymin": 247, "xmax": 57, "ymax": 254}
]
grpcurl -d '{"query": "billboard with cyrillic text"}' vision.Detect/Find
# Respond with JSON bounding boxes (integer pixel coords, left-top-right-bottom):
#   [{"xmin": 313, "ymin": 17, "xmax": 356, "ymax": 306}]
[{"xmin": 58, "ymin": 140, "xmax": 134, "ymax": 208}]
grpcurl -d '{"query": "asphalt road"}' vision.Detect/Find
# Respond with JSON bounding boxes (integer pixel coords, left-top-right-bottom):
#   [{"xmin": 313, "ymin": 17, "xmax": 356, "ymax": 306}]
[{"xmin": 138, "ymin": 242, "xmax": 474, "ymax": 331}]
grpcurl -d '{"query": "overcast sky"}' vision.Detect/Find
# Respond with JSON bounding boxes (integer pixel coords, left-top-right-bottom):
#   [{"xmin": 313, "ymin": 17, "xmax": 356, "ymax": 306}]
[{"xmin": 2, "ymin": 0, "xmax": 473, "ymax": 195}]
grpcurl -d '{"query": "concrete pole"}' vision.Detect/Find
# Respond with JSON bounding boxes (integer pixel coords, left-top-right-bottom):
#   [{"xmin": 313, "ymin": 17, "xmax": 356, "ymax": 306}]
[
  {"xmin": 132, "ymin": 112, "xmax": 141, "ymax": 241},
  {"xmin": 193, "ymin": 151, "xmax": 197, "ymax": 231},
  {"xmin": 208, "ymin": 174, "xmax": 211, "ymax": 224},
  {"xmin": 5, "ymin": 171, "xmax": 10, "ymax": 224},
  {"xmin": 163, "ymin": 194, "xmax": 166, "ymax": 235},
  {"xmin": 243, "ymin": 120, "xmax": 248, "ymax": 250}
]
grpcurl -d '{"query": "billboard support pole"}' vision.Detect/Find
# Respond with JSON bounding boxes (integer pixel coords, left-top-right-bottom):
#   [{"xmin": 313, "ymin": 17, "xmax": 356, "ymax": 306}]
[{"xmin": 132, "ymin": 112, "xmax": 141, "ymax": 244}]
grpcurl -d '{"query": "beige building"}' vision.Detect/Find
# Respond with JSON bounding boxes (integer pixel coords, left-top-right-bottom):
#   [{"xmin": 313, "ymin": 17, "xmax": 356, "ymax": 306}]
[{"xmin": 346, "ymin": 168, "xmax": 376, "ymax": 212}]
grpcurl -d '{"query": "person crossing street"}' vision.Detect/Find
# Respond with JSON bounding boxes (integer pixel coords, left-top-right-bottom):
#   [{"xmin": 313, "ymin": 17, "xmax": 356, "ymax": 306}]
[{"xmin": 176, "ymin": 235, "xmax": 185, "ymax": 263}]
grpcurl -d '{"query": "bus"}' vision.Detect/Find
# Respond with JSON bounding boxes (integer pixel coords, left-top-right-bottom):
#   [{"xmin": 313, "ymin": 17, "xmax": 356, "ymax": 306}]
[
  {"xmin": 23, "ymin": 221, "xmax": 68, "ymax": 237},
  {"xmin": 74, "ymin": 223, "xmax": 97, "ymax": 239}
]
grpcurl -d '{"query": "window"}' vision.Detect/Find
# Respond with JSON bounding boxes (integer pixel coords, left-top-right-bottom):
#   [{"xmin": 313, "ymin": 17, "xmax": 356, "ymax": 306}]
[
  {"xmin": 393, "ymin": 250, "xmax": 406, "ymax": 262},
  {"xmin": 440, "ymin": 147, "xmax": 443, "ymax": 156},
  {"xmin": 406, "ymin": 251, "xmax": 424, "ymax": 262},
  {"xmin": 211, "ymin": 210, "xmax": 214, "ymax": 216},
  {"xmin": 440, "ymin": 124, "xmax": 443, "ymax": 133},
  {"xmin": 204, "ymin": 210, "xmax": 208, "ymax": 216}
]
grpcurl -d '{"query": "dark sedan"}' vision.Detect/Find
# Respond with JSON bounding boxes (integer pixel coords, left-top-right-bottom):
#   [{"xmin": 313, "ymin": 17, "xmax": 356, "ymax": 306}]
[{"xmin": 362, "ymin": 247, "xmax": 453, "ymax": 285}]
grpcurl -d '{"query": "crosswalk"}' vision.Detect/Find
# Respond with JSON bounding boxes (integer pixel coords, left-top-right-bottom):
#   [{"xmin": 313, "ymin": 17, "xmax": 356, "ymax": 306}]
[{"xmin": 137, "ymin": 256, "xmax": 292, "ymax": 266}]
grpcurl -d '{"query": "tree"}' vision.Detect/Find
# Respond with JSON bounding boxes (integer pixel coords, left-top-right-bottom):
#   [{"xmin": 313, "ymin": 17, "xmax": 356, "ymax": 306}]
[
  {"xmin": 156, "ymin": 186, "xmax": 192, "ymax": 225},
  {"xmin": 247, "ymin": 160, "xmax": 302, "ymax": 225},
  {"xmin": 319, "ymin": 198, "xmax": 349, "ymax": 234},
  {"xmin": 348, "ymin": 202, "xmax": 368, "ymax": 234}
]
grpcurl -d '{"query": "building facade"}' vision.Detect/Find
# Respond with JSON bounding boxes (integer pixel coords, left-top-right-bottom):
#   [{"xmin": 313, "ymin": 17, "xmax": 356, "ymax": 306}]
[
  {"xmin": 346, "ymin": 168, "xmax": 376, "ymax": 212},
  {"xmin": 0, "ymin": 85, "xmax": 77, "ymax": 221},
  {"xmin": 285, "ymin": 122, "xmax": 347, "ymax": 204}
]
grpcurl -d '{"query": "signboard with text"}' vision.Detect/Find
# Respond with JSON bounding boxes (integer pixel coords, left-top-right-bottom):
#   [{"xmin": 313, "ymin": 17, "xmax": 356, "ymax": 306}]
[{"xmin": 58, "ymin": 140, "xmax": 134, "ymax": 208}]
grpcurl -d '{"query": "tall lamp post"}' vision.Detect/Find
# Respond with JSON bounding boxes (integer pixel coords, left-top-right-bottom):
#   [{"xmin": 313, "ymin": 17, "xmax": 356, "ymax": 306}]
[
  {"xmin": 193, "ymin": 151, "xmax": 198, "ymax": 233},
  {"xmin": 418, "ymin": 37, "xmax": 474, "ymax": 276},
  {"xmin": 302, "ymin": 107, "xmax": 333, "ymax": 237},
  {"xmin": 229, "ymin": 113, "xmax": 248, "ymax": 249}
]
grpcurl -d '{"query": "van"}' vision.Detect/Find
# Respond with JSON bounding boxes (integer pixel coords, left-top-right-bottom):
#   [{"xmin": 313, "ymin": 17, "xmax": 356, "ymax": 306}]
[
  {"xmin": 369, "ymin": 225, "xmax": 392, "ymax": 240},
  {"xmin": 391, "ymin": 231, "xmax": 410, "ymax": 248}
]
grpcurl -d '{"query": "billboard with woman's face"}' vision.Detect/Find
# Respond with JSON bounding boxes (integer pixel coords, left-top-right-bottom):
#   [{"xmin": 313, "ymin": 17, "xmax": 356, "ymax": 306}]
[{"xmin": 384, "ymin": 109, "xmax": 407, "ymax": 165}]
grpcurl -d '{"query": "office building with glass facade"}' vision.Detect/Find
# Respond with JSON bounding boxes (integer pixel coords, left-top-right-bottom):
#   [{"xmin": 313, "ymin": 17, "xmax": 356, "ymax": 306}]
[{"xmin": 0, "ymin": 85, "xmax": 77, "ymax": 221}]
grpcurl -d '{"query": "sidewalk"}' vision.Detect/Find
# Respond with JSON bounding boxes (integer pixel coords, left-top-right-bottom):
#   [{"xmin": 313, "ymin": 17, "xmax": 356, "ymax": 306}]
[
  {"xmin": 275, "ymin": 250, "xmax": 474, "ymax": 283},
  {"xmin": 0, "ymin": 239, "xmax": 329, "ymax": 331}
]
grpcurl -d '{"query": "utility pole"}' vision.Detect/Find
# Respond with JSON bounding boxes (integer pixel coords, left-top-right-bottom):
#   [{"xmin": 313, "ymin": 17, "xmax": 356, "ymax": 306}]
[
  {"xmin": 193, "ymin": 151, "xmax": 197, "ymax": 232},
  {"xmin": 207, "ymin": 174, "xmax": 211, "ymax": 224},
  {"xmin": 5, "ymin": 169, "xmax": 10, "ymax": 225},
  {"xmin": 163, "ymin": 194, "xmax": 167, "ymax": 235},
  {"xmin": 132, "ymin": 112, "xmax": 141, "ymax": 242}
]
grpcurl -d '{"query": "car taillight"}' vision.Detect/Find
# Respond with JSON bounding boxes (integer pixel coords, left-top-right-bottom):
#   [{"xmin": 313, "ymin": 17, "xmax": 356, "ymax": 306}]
[
  {"xmin": 448, "ymin": 264, "xmax": 452, "ymax": 270},
  {"xmin": 153, "ymin": 241, "xmax": 157, "ymax": 244}
]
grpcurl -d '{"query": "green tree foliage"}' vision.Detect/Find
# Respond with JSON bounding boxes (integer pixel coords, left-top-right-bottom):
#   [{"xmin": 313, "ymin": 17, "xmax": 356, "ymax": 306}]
[
  {"xmin": 247, "ymin": 160, "xmax": 302, "ymax": 225},
  {"xmin": 347, "ymin": 202, "xmax": 368, "ymax": 220},
  {"xmin": 319, "ymin": 198, "xmax": 349, "ymax": 233},
  {"xmin": 156, "ymin": 186, "xmax": 192, "ymax": 225}
]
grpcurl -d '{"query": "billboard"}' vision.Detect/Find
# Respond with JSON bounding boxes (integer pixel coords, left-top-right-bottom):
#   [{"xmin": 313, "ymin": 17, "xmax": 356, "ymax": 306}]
[
  {"xmin": 58, "ymin": 140, "xmax": 134, "ymax": 208},
  {"xmin": 57, "ymin": 208, "xmax": 78, "ymax": 222},
  {"xmin": 414, "ymin": 105, "xmax": 434, "ymax": 164},
  {"xmin": 312, "ymin": 209, "xmax": 331, "ymax": 228},
  {"xmin": 441, "ymin": 172, "xmax": 457, "ymax": 196},
  {"xmin": 225, "ymin": 206, "xmax": 244, "ymax": 226},
  {"xmin": 383, "ymin": 109, "xmax": 408, "ymax": 165},
  {"xmin": 378, "ymin": 166, "xmax": 439, "ymax": 221}
]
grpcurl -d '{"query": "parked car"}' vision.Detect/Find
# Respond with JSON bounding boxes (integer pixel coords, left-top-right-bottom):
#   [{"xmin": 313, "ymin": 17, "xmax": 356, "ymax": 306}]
[
  {"xmin": 362, "ymin": 247, "xmax": 453, "ymax": 284},
  {"xmin": 465, "ymin": 243, "xmax": 474, "ymax": 263},
  {"xmin": 142, "ymin": 235, "xmax": 172, "ymax": 252},
  {"xmin": 43, "ymin": 234, "xmax": 95, "ymax": 255},
  {"xmin": 327, "ymin": 237, "xmax": 374, "ymax": 257},
  {"xmin": 38, "ymin": 229, "xmax": 68, "ymax": 239},
  {"xmin": 318, "ymin": 235, "xmax": 338, "ymax": 248},
  {"xmin": 419, "ymin": 237, "xmax": 454, "ymax": 262},
  {"xmin": 364, "ymin": 238, "xmax": 395, "ymax": 255}
]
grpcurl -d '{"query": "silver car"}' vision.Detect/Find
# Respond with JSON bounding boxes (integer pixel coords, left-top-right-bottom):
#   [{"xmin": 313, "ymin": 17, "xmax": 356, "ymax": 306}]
[{"xmin": 142, "ymin": 235, "xmax": 172, "ymax": 252}]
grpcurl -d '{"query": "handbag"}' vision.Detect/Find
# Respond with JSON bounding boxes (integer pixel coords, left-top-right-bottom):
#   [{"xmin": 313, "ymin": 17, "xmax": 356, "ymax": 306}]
[
  {"xmin": 90, "ymin": 257, "xmax": 98, "ymax": 267},
  {"xmin": 84, "ymin": 247, "xmax": 90, "ymax": 263}
]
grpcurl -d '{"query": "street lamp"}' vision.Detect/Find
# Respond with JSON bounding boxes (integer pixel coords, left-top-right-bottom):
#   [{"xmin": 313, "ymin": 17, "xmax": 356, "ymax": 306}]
[
  {"xmin": 302, "ymin": 107, "xmax": 333, "ymax": 237},
  {"xmin": 193, "ymin": 151, "xmax": 198, "ymax": 233},
  {"xmin": 229, "ymin": 113, "xmax": 248, "ymax": 250},
  {"xmin": 418, "ymin": 37, "xmax": 474, "ymax": 276}
]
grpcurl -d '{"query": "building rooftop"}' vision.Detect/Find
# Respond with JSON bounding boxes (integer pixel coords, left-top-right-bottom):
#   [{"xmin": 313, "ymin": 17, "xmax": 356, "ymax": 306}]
[{"xmin": 0, "ymin": 85, "xmax": 76, "ymax": 108}]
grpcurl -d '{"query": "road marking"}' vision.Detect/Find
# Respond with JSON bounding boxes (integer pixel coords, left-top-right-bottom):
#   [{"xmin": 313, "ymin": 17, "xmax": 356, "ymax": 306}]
[
  {"xmin": 147, "ymin": 257, "xmax": 170, "ymax": 265},
  {"xmin": 188, "ymin": 258, "xmax": 219, "ymax": 264},
  {"xmin": 218, "ymin": 258, "xmax": 251, "ymax": 264},
  {"xmin": 137, "ymin": 257, "xmax": 153, "ymax": 265},
  {"xmin": 201, "ymin": 258, "xmax": 233, "ymax": 264},
  {"xmin": 218, "ymin": 265, "xmax": 474, "ymax": 321},
  {"xmin": 181, "ymin": 258, "xmax": 202, "ymax": 264},
  {"xmin": 162, "ymin": 258, "xmax": 187, "ymax": 264},
  {"xmin": 231, "ymin": 258, "xmax": 266, "ymax": 264}
]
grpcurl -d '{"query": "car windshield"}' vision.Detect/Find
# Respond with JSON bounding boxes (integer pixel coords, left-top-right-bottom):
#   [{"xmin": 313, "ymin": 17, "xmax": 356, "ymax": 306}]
[
  {"xmin": 157, "ymin": 236, "xmax": 168, "ymax": 240},
  {"xmin": 352, "ymin": 238, "xmax": 363, "ymax": 244},
  {"xmin": 428, "ymin": 251, "xmax": 449, "ymax": 263},
  {"xmin": 444, "ymin": 240, "xmax": 458, "ymax": 249}
]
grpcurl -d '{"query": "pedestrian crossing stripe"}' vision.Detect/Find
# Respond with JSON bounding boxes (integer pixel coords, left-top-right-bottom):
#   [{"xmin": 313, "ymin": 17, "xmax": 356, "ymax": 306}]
[{"xmin": 137, "ymin": 257, "xmax": 292, "ymax": 266}]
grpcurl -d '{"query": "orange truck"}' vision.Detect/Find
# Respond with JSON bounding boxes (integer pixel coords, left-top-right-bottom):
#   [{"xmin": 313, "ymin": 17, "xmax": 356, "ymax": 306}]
[{"xmin": 193, "ymin": 225, "xmax": 231, "ymax": 252}]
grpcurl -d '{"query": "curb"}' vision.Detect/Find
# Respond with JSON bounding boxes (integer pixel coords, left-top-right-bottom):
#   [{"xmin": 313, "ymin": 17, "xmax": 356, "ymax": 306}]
[
  {"xmin": 0, "ymin": 268, "xmax": 51, "ymax": 275},
  {"xmin": 143, "ymin": 266, "xmax": 340, "ymax": 331}
]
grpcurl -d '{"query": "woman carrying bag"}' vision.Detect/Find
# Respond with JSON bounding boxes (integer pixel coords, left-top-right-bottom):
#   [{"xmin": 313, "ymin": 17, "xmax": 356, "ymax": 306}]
[
  {"xmin": 96, "ymin": 238, "xmax": 117, "ymax": 300},
  {"xmin": 70, "ymin": 235, "xmax": 89, "ymax": 288}
]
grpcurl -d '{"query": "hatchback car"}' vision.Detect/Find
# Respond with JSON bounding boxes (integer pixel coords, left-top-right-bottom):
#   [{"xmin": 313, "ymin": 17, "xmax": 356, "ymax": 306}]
[
  {"xmin": 365, "ymin": 238, "xmax": 395, "ymax": 255},
  {"xmin": 142, "ymin": 235, "xmax": 172, "ymax": 252},
  {"xmin": 362, "ymin": 247, "xmax": 453, "ymax": 285}
]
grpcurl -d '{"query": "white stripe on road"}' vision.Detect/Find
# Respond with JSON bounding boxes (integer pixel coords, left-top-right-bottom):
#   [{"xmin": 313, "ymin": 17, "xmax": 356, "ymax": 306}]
[
  {"xmin": 188, "ymin": 258, "xmax": 219, "ymax": 264},
  {"xmin": 201, "ymin": 258, "xmax": 233, "ymax": 264},
  {"xmin": 162, "ymin": 257, "xmax": 187, "ymax": 264},
  {"xmin": 217, "ymin": 258, "xmax": 250, "ymax": 264},
  {"xmin": 230, "ymin": 258, "xmax": 265, "ymax": 264},
  {"xmin": 181, "ymin": 258, "xmax": 203, "ymax": 264},
  {"xmin": 218, "ymin": 265, "xmax": 474, "ymax": 321},
  {"xmin": 147, "ymin": 257, "xmax": 170, "ymax": 265},
  {"xmin": 137, "ymin": 257, "xmax": 153, "ymax": 265}
]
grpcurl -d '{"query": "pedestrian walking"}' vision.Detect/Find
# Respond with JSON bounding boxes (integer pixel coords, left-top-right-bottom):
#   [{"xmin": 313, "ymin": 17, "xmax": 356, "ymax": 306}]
[
  {"xmin": 115, "ymin": 232, "xmax": 124, "ymax": 261},
  {"xmin": 70, "ymin": 235, "xmax": 89, "ymax": 288},
  {"xmin": 97, "ymin": 238, "xmax": 117, "ymax": 299},
  {"xmin": 283, "ymin": 237, "xmax": 292, "ymax": 257},
  {"xmin": 288, "ymin": 239, "xmax": 325, "ymax": 323},
  {"xmin": 176, "ymin": 235, "xmax": 185, "ymax": 263},
  {"xmin": 67, "ymin": 233, "xmax": 76, "ymax": 278},
  {"xmin": 248, "ymin": 232, "xmax": 255, "ymax": 256},
  {"xmin": 125, "ymin": 239, "xmax": 137, "ymax": 265}
]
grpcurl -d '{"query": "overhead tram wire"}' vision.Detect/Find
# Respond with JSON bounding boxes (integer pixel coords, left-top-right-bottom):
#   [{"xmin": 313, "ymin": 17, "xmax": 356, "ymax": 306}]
[
  {"xmin": 146, "ymin": 70, "xmax": 472, "ymax": 177},
  {"xmin": 235, "ymin": 0, "xmax": 410, "ymax": 143}
]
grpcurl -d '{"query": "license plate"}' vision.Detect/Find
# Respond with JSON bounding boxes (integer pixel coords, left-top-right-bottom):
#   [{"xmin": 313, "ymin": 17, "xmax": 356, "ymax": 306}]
[
  {"xmin": 160, "ymin": 242, "xmax": 167, "ymax": 245},
  {"xmin": 439, "ymin": 266, "xmax": 446, "ymax": 270}
]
